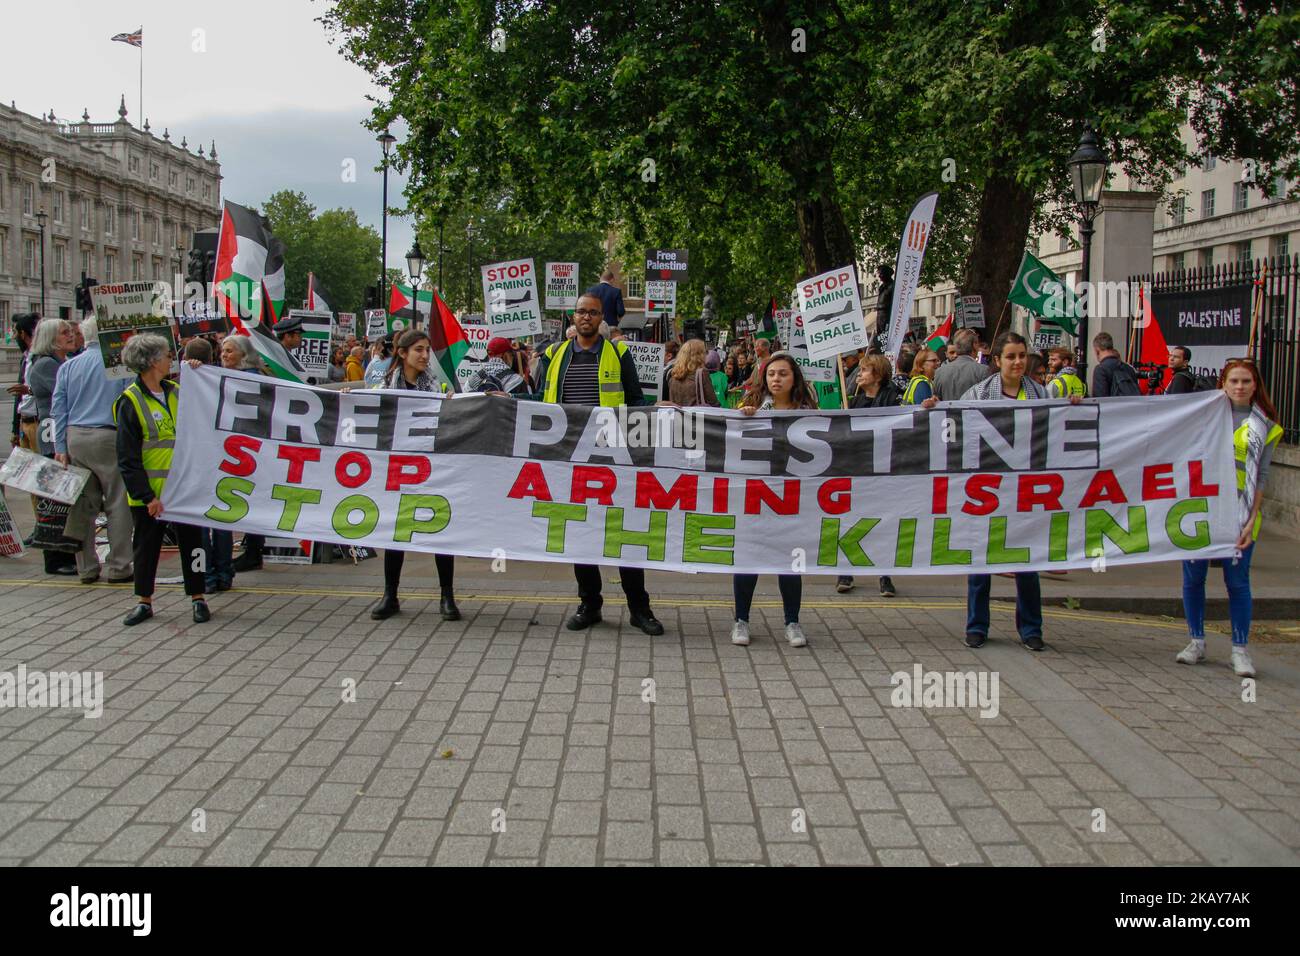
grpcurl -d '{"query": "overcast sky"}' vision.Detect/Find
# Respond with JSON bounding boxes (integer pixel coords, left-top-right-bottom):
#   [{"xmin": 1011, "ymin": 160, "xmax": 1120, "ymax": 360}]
[{"xmin": 1, "ymin": 0, "xmax": 415, "ymax": 270}]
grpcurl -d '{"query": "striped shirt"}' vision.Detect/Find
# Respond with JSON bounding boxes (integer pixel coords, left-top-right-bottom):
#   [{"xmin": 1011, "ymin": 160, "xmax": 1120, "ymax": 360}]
[{"xmin": 560, "ymin": 342, "xmax": 602, "ymax": 405}]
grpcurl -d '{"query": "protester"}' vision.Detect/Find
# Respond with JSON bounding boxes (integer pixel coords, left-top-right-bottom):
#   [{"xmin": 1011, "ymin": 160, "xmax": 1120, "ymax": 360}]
[
  {"xmin": 1165, "ymin": 346, "xmax": 1195, "ymax": 394},
  {"xmin": 345, "ymin": 345, "xmax": 366, "ymax": 382},
  {"xmin": 466, "ymin": 337, "xmax": 530, "ymax": 396},
  {"xmin": 664, "ymin": 339, "xmax": 720, "ymax": 407},
  {"xmin": 901, "ymin": 348, "xmax": 940, "ymax": 404},
  {"xmin": 50, "ymin": 316, "xmax": 133, "ymax": 584},
  {"xmin": 732, "ymin": 351, "xmax": 752, "ymax": 388},
  {"xmin": 706, "ymin": 350, "xmax": 729, "ymax": 403},
  {"xmin": 841, "ymin": 349, "xmax": 862, "ymax": 394},
  {"xmin": 27, "ymin": 319, "xmax": 79, "ymax": 575},
  {"xmin": 1176, "ymin": 359, "xmax": 1282, "ymax": 677},
  {"xmin": 8, "ymin": 314, "xmax": 41, "ymax": 453},
  {"xmin": 841, "ymin": 352, "xmax": 900, "ymax": 599},
  {"xmin": 1045, "ymin": 347, "xmax": 1086, "ymax": 398},
  {"xmin": 533, "ymin": 293, "xmax": 664, "ymax": 635},
  {"xmin": 749, "ymin": 337, "xmax": 773, "ymax": 388},
  {"xmin": 1027, "ymin": 352, "xmax": 1048, "ymax": 387},
  {"xmin": 364, "ymin": 336, "xmax": 394, "ymax": 387},
  {"xmin": 891, "ymin": 345, "xmax": 916, "ymax": 392},
  {"xmin": 932, "ymin": 329, "xmax": 991, "ymax": 400},
  {"xmin": 361, "ymin": 328, "xmax": 460, "ymax": 622},
  {"xmin": 734, "ymin": 352, "xmax": 817, "ymax": 647},
  {"xmin": 1091, "ymin": 331, "xmax": 1141, "ymax": 397},
  {"xmin": 924, "ymin": 331, "xmax": 1082, "ymax": 651},
  {"xmin": 328, "ymin": 346, "xmax": 348, "ymax": 383},
  {"xmin": 584, "ymin": 269, "xmax": 626, "ymax": 328},
  {"xmin": 114, "ymin": 334, "xmax": 210, "ymax": 626}
]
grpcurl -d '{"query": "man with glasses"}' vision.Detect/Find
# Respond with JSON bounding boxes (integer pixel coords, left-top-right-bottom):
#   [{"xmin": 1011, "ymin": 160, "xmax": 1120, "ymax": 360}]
[{"xmin": 532, "ymin": 294, "xmax": 666, "ymax": 636}]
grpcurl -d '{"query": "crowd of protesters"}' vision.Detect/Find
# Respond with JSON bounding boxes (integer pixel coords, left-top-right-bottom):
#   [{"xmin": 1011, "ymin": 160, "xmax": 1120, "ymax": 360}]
[{"xmin": 1, "ymin": 299, "xmax": 1280, "ymax": 676}]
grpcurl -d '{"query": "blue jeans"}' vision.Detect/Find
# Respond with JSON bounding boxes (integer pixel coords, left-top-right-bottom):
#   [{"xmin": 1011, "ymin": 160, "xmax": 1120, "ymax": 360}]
[
  {"xmin": 967, "ymin": 573, "xmax": 1042, "ymax": 640},
  {"xmin": 734, "ymin": 574, "xmax": 801, "ymax": 624},
  {"xmin": 1182, "ymin": 543, "xmax": 1253, "ymax": 645},
  {"xmin": 201, "ymin": 528, "xmax": 233, "ymax": 588}
]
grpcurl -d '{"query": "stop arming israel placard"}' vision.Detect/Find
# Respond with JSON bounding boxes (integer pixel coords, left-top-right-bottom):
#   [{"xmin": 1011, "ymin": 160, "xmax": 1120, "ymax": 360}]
[
  {"xmin": 90, "ymin": 281, "xmax": 177, "ymax": 379},
  {"xmin": 787, "ymin": 308, "xmax": 836, "ymax": 383},
  {"xmin": 545, "ymin": 262, "xmax": 579, "ymax": 310},
  {"xmin": 645, "ymin": 280, "xmax": 677, "ymax": 319},
  {"xmin": 289, "ymin": 311, "xmax": 333, "ymax": 382},
  {"xmin": 624, "ymin": 340, "xmax": 665, "ymax": 401},
  {"xmin": 797, "ymin": 266, "xmax": 867, "ymax": 362},
  {"xmin": 165, "ymin": 365, "xmax": 1240, "ymax": 576},
  {"xmin": 460, "ymin": 314, "xmax": 490, "ymax": 360},
  {"xmin": 481, "ymin": 258, "xmax": 543, "ymax": 338}
]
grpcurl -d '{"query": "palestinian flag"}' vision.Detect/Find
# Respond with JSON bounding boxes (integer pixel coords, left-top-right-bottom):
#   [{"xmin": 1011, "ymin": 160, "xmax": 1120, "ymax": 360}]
[
  {"xmin": 924, "ymin": 313, "xmax": 954, "ymax": 352},
  {"xmin": 426, "ymin": 290, "xmax": 470, "ymax": 393},
  {"xmin": 755, "ymin": 298, "xmax": 778, "ymax": 341},
  {"xmin": 388, "ymin": 282, "xmax": 435, "ymax": 328},
  {"xmin": 306, "ymin": 272, "xmax": 335, "ymax": 314},
  {"xmin": 213, "ymin": 200, "xmax": 305, "ymax": 382}
]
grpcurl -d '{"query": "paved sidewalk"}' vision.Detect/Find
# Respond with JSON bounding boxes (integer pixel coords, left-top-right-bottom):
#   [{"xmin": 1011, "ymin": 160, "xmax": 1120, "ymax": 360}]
[{"xmin": 0, "ymin": 544, "xmax": 1297, "ymax": 866}]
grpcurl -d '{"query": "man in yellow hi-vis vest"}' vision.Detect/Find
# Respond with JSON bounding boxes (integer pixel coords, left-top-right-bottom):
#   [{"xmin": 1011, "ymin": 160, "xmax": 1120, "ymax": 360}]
[{"xmin": 531, "ymin": 293, "xmax": 665, "ymax": 636}]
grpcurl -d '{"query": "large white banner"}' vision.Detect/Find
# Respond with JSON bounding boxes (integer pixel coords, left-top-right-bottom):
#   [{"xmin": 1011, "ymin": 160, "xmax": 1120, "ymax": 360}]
[
  {"xmin": 797, "ymin": 266, "xmax": 867, "ymax": 361},
  {"xmin": 884, "ymin": 191, "xmax": 940, "ymax": 360},
  {"xmin": 481, "ymin": 258, "xmax": 543, "ymax": 338},
  {"xmin": 164, "ymin": 366, "xmax": 1240, "ymax": 576}
]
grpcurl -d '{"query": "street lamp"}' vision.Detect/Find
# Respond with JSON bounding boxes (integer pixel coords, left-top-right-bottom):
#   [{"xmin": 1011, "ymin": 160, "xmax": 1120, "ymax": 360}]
[
  {"xmin": 406, "ymin": 237, "xmax": 425, "ymax": 328},
  {"xmin": 35, "ymin": 209, "xmax": 48, "ymax": 316},
  {"xmin": 1068, "ymin": 124, "xmax": 1109, "ymax": 377},
  {"xmin": 378, "ymin": 129, "xmax": 397, "ymax": 311},
  {"xmin": 466, "ymin": 219, "xmax": 474, "ymax": 314}
]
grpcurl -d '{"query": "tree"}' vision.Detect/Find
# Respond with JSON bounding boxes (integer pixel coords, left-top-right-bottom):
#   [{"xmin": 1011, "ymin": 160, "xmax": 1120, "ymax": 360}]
[{"xmin": 259, "ymin": 190, "xmax": 382, "ymax": 313}]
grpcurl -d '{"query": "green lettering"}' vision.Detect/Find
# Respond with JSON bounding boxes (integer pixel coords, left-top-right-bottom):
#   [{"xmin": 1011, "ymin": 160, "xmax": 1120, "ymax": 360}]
[
  {"xmin": 682, "ymin": 513, "xmax": 735, "ymax": 565},
  {"xmin": 895, "ymin": 518, "xmax": 916, "ymax": 568},
  {"xmin": 604, "ymin": 507, "xmax": 667, "ymax": 561},
  {"xmin": 205, "ymin": 476, "xmax": 254, "ymax": 523},
  {"xmin": 395, "ymin": 494, "xmax": 450, "ymax": 542},
  {"xmin": 532, "ymin": 501, "xmax": 588, "ymax": 553},
  {"xmin": 1166, "ymin": 498, "xmax": 1210, "ymax": 550},
  {"xmin": 332, "ymin": 494, "xmax": 380, "ymax": 539},
  {"xmin": 271, "ymin": 483, "xmax": 322, "ymax": 532},
  {"xmin": 1085, "ymin": 506, "xmax": 1149, "ymax": 555},
  {"xmin": 1049, "ymin": 512, "xmax": 1070, "ymax": 562},
  {"xmin": 930, "ymin": 518, "xmax": 971, "ymax": 565},
  {"xmin": 986, "ymin": 516, "xmax": 1030, "ymax": 564},
  {"xmin": 818, "ymin": 517, "xmax": 878, "ymax": 567}
]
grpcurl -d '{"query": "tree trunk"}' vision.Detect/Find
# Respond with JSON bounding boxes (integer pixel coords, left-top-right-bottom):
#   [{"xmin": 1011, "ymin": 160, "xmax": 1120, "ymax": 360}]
[
  {"xmin": 961, "ymin": 173, "xmax": 1036, "ymax": 340},
  {"xmin": 795, "ymin": 194, "xmax": 856, "ymax": 277}
]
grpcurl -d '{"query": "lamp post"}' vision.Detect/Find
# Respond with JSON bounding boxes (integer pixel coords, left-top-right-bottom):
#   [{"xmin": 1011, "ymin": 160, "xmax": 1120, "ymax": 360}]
[
  {"xmin": 406, "ymin": 238, "xmax": 425, "ymax": 329},
  {"xmin": 378, "ymin": 129, "xmax": 396, "ymax": 312},
  {"xmin": 466, "ymin": 219, "xmax": 474, "ymax": 314},
  {"xmin": 35, "ymin": 210, "xmax": 48, "ymax": 316},
  {"xmin": 1068, "ymin": 124, "xmax": 1109, "ymax": 379},
  {"xmin": 438, "ymin": 222, "xmax": 444, "ymax": 304}
]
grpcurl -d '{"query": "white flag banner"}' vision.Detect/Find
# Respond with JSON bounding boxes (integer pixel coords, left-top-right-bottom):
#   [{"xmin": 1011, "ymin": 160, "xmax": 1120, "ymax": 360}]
[
  {"xmin": 884, "ymin": 191, "xmax": 940, "ymax": 360},
  {"xmin": 164, "ymin": 366, "xmax": 1240, "ymax": 576}
]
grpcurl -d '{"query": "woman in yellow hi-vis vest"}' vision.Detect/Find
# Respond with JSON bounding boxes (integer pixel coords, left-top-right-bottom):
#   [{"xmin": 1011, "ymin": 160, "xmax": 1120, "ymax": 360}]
[
  {"xmin": 114, "ymin": 334, "xmax": 210, "ymax": 627},
  {"xmin": 1177, "ymin": 359, "xmax": 1283, "ymax": 678},
  {"xmin": 901, "ymin": 348, "xmax": 939, "ymax": 405}
]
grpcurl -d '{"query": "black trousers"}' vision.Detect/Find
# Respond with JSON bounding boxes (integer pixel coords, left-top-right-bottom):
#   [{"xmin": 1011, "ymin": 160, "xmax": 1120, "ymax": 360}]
[
  {"xmin": 573, "ymin": 564, "xmax": 650, "ymax": 613},
  {"xmin": 131, "ymin": 506, "xmax": 205, "ymax": 599},
  {"xmin": 242, "ymin": 533, "xmax": 265, "ymax": 557},
  {"xmin": 383, "ymin": 551, "xmax": 454, "ymax": 595}
]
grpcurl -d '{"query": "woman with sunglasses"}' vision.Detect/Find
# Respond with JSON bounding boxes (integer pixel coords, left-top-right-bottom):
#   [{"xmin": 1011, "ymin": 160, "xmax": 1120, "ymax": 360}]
[{"xmin": 1176, "ymin": 359, "xmax": 1282, "ymax": 677}]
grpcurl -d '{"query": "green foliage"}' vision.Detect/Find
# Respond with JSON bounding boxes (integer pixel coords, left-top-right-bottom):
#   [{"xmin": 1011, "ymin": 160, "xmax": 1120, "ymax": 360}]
[{"xmin": 259, "ymin": 189, "xmax": 381, "ymax": 314}]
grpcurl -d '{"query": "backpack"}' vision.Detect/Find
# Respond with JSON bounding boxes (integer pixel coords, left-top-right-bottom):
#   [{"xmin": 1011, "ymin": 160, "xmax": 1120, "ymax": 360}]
[
  {"xmin": 1108, "ymin": 361, "xmax": 1141, "ymax": 397},
  {"xmin": 1190, "ymin": 373, "xmax": 1218, "ymax": 393}
]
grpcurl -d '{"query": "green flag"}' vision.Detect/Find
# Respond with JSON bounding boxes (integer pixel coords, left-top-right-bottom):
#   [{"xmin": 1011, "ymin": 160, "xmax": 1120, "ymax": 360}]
[{"xmin": 1007, "ymin": 251, "xmax": 1081, "ymax": 334}]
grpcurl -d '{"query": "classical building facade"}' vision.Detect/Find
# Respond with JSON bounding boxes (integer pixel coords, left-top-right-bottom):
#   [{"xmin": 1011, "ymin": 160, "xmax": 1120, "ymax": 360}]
[{"xmin": 0, "ymin": 98, "xmax": 221, "ymax": 349}]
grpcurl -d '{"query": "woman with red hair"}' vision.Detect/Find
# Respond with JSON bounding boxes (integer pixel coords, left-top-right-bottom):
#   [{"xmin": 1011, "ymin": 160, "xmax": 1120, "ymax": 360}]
[{"xmin": 1176, "ymin": 359, "xmax": 1282, "ymax": 677}]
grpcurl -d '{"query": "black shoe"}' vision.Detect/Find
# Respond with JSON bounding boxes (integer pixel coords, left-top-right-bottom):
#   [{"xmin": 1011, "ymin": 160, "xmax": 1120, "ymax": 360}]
[
  {"xmin": 123, "ymin": 604, "xmax": 153, "ymax": 627},
  {"xmin": 565, "ymin": 604, "xmax": 602, "ymax": 630},
  {"xmin": 22, "ymin": 534, "xmax": 35, "ymax": 547},
  {"xmin": 48, "ymin": 564, "xmax": 79, "ymax": 576},
  {"xmin": 836, "ymin": 576, "xmax": 854, "ymax": 593},
  {"xmin": 628, "ymin": 609, "xmax": 664, "ymax": 636},
  {"xmin": 370, "ymin": 593, "xmax": 401, "ymax": 620},
  {"xmin": 106, "ymin": 573, "xmax": 135, "ymax": 584},
  {"xmin": 1022, "ymin": 635, "xmax": 1045, "ymax": 652},
  {"xmin": 879, "ymin": 576, "xmax": 896, "ymax": 598},
  {"xmin": 439, "ymin": 592, "xmax": 461, "ymax": 621},
  {"xmin": 231, "ymin": 553, "xmax": 262, "ymax": 573},
  {"xmin": 192, "ymin": 600, "xmax": 211, "ymax": 623},
  {"xmin": 964, "ymin": 632, "xmax": 987, "ymax": 648}
]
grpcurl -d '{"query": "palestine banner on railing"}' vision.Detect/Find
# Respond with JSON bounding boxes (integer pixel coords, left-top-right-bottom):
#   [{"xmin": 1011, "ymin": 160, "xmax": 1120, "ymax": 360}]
[
  {"xmin": 883, "ymin": 192, "xmax": 938, "ymax": 361},
  {"xmin": 165, "ymin": 365, "xmax": 1239, "ymax": 575},
  {"xmin": 1139, "ymin": 282, "xmax": 1253, "ymax": 385}
]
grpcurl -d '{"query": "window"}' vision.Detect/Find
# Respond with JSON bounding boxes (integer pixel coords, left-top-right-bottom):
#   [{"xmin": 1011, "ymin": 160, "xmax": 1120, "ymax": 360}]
[
  {"xmin": 22, "ymin": 181, "xmax": 34, "ymax": 215},
  {"xmin": 52, "ymin": 190, "xmax": 63, "ymax": 223},
  {"xmin": 1237, "ymin": 241, "xmax": 1252, "ymax": 265},
  {"xmin": 132, "ymin": 255, "xmax": 143, "ymax": 281},
  {"xmin": 0, "ymin": 173, "xmax": 5, "ymax": 211},
  {"xmin": 150, "ymin": 162, "xmax": 159, "ymax": 181},
  {"xmin": 203, "ymin": 182, "xmax": 211, "ymax": 200},
  {"xmin": 169, "ymin": 170, "xmax": 178, "ymax": 188},
  {"xmin": 53, "ymin": 243, "xmax": 65, "ymax": 282},
  {"xmin": 104, "ymin": 204, "xmax": 115, "ymax": 237},
  {"xmin": 23, "ymin": 237, "xmax": 37, "ymax": 277},
  {"xmin": 129, "ymin": 154, "xmax": 140, "ymax": 174},
  {"xmin": 625, "ymin": 276, "xmax": 644, "ymax": 299},
  {"xmin": 186, "ymin": 177, "xmax": 195, "ymax": 195},
  {"xmin": 152, "ymin": 256, "xmax": 163, "ymax": 279},
  {"xmin": 105, "ymin": 252, "xmax": 117, "ymax": 282},
  {"xmin": 131, "ymin": 209, "xmax": 141, "ymax": 241},
  {"xmin": 1172, "ymin": 252, "xmax": 1186, "ymax": 271},
  {"xmin": 1170, "ymin": 197, "xmax": 1186, "ymax": 226},
  {"xmin": 80, "ymin": 247, "xmax": 91, "ymax": 277},
  {"xmin": 0, "ymin": 302, "xmax": 9, "ymax": 329},
  {"xmin": 1058, "ymin": 233, "xmax": 1071, "ymax": 253},
  {"xmin": 1201, "ymin": 189, "xmax": 1215, "ymax": 218},
  {"xmin": 1203, "ymin": 153, "xmax": 1216, "ymax": 172},
  {"xmin": 1233, "ymin": 181, "xmax": 1249, "ymax": 212},
  {"xmin": 80, "ymin": 197, "xmax": 91, "ymax": 230},
  {"xmin": 0, "ymin": 229, "xmax": 6, "ymax": 273},
  {"xmin": 1272, "ymin": 176, "xmax": 1289, "ymax": 201},
  {"xmin": 1200, "ymin": 248, "xmax": 1214, "ymax": 269}
]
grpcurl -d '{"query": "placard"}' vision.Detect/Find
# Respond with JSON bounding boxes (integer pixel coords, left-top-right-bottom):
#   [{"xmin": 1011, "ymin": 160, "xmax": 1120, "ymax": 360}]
[
  {"xmin": 623, "ymin": 340, "xmax": 665, "ymax": 401},
  {"xmin": 958, "ymin": 295, "xmax": 986, "ymax": 329},
  {"xmin": 91, "ymin": 281, "xmax": 178, "ymax": 379},
  {"xmin": 788, "ymin": 309, "xmax": 836, "ymax": 383},
  {"xmin": 460, "ymin": 314, "xmax": 491, "ymax": 360},
  {"xmin": 337, "ymin": 313, "xmax": 356, "ymax": 337},
  {"xmin": 174, "ymin": 299, "xmax": 232, "ymax": 338},
  {"xmin": 289, "ymin": 311, "xmax": 334, "ymax": 382},
  {"xmin": 645, "ymin": 249, "xmax": 689, "ymax": 283},
  {"xmin": 481, "ymin": 258, "xmax": 543, "ymax": 338},
  {"xmin": 796, "ymin": 265, "xmax": 868, "ymax": 361},
  {"xmin": 0, "ymin": 494, "xmax": 25, "ymax": 557},
  {"xmin": 364, "ymin": 309, "xmax": 388, "ymax": 340},
  {"xmin": 645, "ymin": 280, "xmax": 677, "ymax": 318},
  {"xmin": 544, "ymin": 262, "xmax": 579, "ymax": 311}
]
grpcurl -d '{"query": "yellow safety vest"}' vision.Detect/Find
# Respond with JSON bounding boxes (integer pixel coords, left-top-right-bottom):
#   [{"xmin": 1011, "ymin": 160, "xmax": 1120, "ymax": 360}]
[
  {"xmin": 114, "ymin": 380, "xmax": 178, "ymax": 506},
  {"xmin": 1234, "ymin": 415, "xmax": 1283, "ymax": 541},
  {"xmin": 542, "ymin": 337, "xmax": 630, "ymax": 406},
  {"xmin": 902, "ymin": 375, "xmax": 931, "ymax": 405},
  {"xmin": 1048, "ymin": 372, "xmax": 1085, "ymax": 399}
]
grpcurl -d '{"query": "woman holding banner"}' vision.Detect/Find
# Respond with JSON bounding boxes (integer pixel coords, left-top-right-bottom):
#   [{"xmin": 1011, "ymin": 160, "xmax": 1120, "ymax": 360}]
[
  {"xmin": 365, "ymin": 329, "xmax": 460, "ymax": 622},
  {"xmin": 26, "ymin": 318, "xmax": 80, "ymax": 576},
  {"xmin": 114, "ymin": 334, "xmax": 210, "ymax": 627},
  {"xmin": 733, "ymin": 353, "xmax": 818, "ymax": 648},
  {"xmin": 1176, "ymin": 359, "xmax": 1282, "ymax": 678},
  {"xmin": 840, "ymin": 353, "xmax": 901, "ymax": 599},
  {"xmin": 923, "ymin": 331, "xmax": 1080, "ymax": 652},
  {"xmin": 901, "ymin": 348, "xmax": 940, "ymax": 405}
]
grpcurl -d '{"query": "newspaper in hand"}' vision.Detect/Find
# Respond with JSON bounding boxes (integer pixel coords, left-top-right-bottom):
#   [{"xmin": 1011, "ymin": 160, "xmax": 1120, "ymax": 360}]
[{"xmin": 0, "ymin": 447, "xmax": 91, "ymax": 505}]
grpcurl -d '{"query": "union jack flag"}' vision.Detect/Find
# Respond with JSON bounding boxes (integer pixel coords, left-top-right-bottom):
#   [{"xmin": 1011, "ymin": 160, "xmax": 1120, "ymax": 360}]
[{"xmin": 111, "ymin": 28, "xmax": 143, "ymax": 48}]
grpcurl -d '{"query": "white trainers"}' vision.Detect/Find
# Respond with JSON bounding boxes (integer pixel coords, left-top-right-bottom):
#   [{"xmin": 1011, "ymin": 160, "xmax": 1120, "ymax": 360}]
[
  {"xmin": 1231, "ymin": 647, "xmax": 1256, "ymax": 678},
  {"xmin": 730, "ymin": 621, "xmax": 750, "ymax": 646},
  {"xmin": 1176, "ymin": 640, "xmax": 1206, "ymax": 665},
  {"xmin": 785, "ymin": 623, "xmax": 807, "ymax": 648}
]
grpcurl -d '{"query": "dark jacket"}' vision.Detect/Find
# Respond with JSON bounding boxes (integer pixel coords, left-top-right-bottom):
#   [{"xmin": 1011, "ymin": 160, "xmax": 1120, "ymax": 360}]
[
  {"xmin": 1091, "ymin": 354, "xmax": 1140, "ymax": 398},
  {"xmin": 27, "ymin": 354, "xmax": 65, "ymax": 456},
  {"xmin": 584, "ymin": 281, "xmax": 626, "ymax": 327},
  {"xmin": 848, "ymin": 380, "xmax": 902, "ymax": 409},
  {"xmin": 115, "ymin": 376, "xmax": 179, "ymax": 506},
  {"xmin": 529, "ymin": 336, "xmax": 647, "ymax": 406},
  {"xmin": 1165, "ymin": 368, "xmax": 1194, "ymax": 394}
]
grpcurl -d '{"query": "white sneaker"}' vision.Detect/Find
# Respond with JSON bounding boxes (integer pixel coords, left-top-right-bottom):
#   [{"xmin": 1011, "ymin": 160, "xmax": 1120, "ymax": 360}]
[
  {"xmin": 1176, "ymin": 640, "xmax": 1206, "ymax": 665},
  {"xmin": 1231, "ymin": 647, "xmax": 1256, "ymax": 678},
  {"xmin": 785, "ymin": 623, "xmax": 807, "ymax": 648},
  {"xmin": 730, "ymin": 621, "xmax": 750, "ymax": 646}
]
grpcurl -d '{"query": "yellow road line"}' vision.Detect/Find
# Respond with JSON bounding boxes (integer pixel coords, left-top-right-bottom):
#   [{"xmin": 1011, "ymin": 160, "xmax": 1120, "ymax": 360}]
[{"xmin": 0, "ymin": 577, "xmax": 1189, "ymax": 630}]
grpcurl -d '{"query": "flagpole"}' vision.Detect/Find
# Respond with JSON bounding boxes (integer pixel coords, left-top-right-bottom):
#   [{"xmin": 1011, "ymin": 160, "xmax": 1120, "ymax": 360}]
[
  {"xmin": 139, "ymin": 40, "xmax": 143, "ymax": 124},
  {"xmin": 836, "ymin": 355, "xmax": 848, "ymax": 409},
  {"xmin": 1247, "ymin": 261, "xmax": 1268, "ymax": 354}
]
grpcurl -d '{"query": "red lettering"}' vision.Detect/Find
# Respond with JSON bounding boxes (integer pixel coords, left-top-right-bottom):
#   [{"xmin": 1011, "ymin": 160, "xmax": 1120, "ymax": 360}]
[
  {"xmin": 635, "ymin": 472, "xmax": 697, "ymax": 510},
  {"xmin": 571, "ymin": 465, "xmax": 617, "ymax": 505},
  {"xmin": 744, "ymin": 479, "xmax": 801, "ymax": 516},
  {"xmin": 386, "ymin": 454, "xmax": 432, "ymax": 491},
  {"xmin": 962, "ymin": 474, "xmax": 1002, "ymax": 516},
  {"xmin": 712, "ymin": 477, "xmax": 729, "ymax": 514},
  {"xmin": 1141, "ymin": 463, "xmax": 1176, "ymax": 500},
  {"xmin": 1078, "ymin": 469, "xmax": 1128, "ymax": 507},
  {"xmin": 507, "ymin": 461, "xmax": 552, "ymax": 501},
  {"xmin": 219, "ymin": 435, "xmax": 261, "ymax": 477},
  {"xmin": 817, "ymin": 478, "xmax": 851, "ymax": 515},
  {"xmin": 1188, "ymin": 459, "xmax": 1219, "ymax": 497},
  {"xmin": 1017, "ymin": 473, "xmax": 1064, "ymax": 512},
  {"xmin": 277, "ymin": 444, "xmax": 321, "ymax": 484},
  {"xmin": 335, "ymin": 451, "xmax": 372, "ymax": 488},
  {"xmin": 932, "ymin": 476, "xmax": 948, "ymax": 514}
]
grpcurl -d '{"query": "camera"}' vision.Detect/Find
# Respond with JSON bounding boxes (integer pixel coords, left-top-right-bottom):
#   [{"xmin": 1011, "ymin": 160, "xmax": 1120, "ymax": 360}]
[{"xmin": 1133, "ymin": 361, "xmax": 1168, "ymax": 391}]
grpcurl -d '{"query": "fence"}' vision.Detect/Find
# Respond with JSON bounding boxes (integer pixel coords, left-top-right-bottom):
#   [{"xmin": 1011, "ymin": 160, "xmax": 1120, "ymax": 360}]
[{"xmin": 1129, "ymin": 254, "xmax": 1299, "ymax": 445}]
